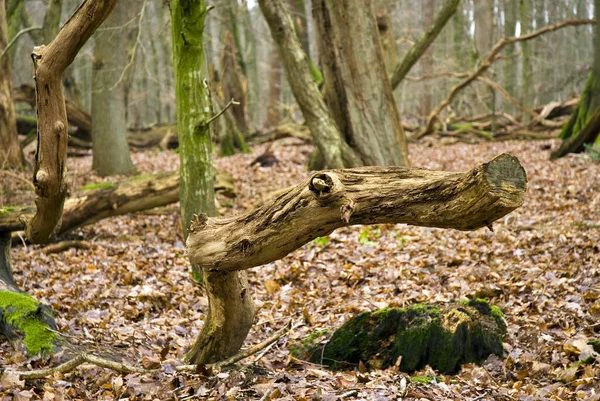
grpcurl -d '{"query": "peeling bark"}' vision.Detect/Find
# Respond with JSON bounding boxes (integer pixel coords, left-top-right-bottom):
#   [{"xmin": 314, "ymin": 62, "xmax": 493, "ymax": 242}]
[{"xmin": 187, "ymin": 154, "xmax": 527, "ymax": 273}]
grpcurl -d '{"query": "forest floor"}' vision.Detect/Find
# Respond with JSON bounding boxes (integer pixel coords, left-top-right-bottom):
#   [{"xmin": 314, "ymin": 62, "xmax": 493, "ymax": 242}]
[{"xmin": 1, "ymin": 138, "xmax": 599, "ymax": 400}]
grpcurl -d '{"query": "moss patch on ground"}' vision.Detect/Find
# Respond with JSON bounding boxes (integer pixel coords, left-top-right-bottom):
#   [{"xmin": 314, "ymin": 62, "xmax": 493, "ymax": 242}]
[
  {"xmin": 0, "ymin": 290, "xmax": 56, "ymax": 356},
  {"xmin": 295, "ymin": 300, "xmax": 506, "ymax": 374}
]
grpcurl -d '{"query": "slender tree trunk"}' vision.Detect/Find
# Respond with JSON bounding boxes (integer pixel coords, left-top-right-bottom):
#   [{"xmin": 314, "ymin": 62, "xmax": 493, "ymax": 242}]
[
  {"xmin": 313, "ymin": 0, "xmax": 409, "ymax": 166},
  {"xmin": 519, "ymin": 0, "xmax": 533, "ymax": 118},
  {"xmin": 474, "ymin": 0, "xmax": 495, "ymax": 115},
  {"xmin": 421, "ymin": 0, "xmax": 435, "ymax": 118},
  {"xmin": 265, "ymin": 49, "xmax": 282, "ymax": 128},
  {"xmin": 503, "ymin": 0, "xmax": 517, "ymax": 113},
  {"xmin": 0, "ymin": 0, "xmax": 24, "ymax": 169},
  {"xmin": 170, "ymin": 0, "xmax": 254, "ymax": 366},
  {"xmin": 373, "ymin": 0, "xmax": 397, "ymax": 75},
  {"xmin": 91, "ymin": 0, "xmax": 136, "ymax": 176}
]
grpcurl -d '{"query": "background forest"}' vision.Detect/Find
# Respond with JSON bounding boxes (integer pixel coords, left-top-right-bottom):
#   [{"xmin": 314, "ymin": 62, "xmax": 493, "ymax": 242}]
[{"xmin": 0, "ymin": 0, "xmax": 599, "ymax": 400}]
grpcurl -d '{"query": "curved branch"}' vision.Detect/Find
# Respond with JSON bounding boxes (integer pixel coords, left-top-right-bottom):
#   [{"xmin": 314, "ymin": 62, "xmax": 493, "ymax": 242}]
[
  {"xmin": 419, "ymin": 18, "xmax": 595, "ymax": 139},
  {"xmin": 25, "ymin": 0, "xmax": 118, "ymax": 243},
  {"xmin": 187, "ymin": 154, "xmax": 527, "ymax": 272}
]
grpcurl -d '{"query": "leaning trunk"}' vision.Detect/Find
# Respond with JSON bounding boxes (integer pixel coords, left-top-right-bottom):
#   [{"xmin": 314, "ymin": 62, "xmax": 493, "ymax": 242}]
[{"xmin": 552, "ymin": 0, "xmax": 600, "ymax": 157}]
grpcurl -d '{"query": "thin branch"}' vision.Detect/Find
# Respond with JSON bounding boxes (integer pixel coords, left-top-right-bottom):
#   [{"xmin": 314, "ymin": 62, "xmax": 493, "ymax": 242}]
[
  {"xmin": 204, "ymin": 98, "xmax": 240, "ymax": 127},
  {"xmin": 176, "ymin": 320, "xmax": 292, "ymax": 372},
  {"xmin": 10, "ymin": 352, "xmax": 153, "ymax": 379},
  {"xmin": 390, "ymin": 0, "xmax": 460, "ymax": 89},
  {"xmin": 419, "ymin": 18, "xmax": 595, "ymax": 139},
  {"xmin": 108, "ymin": 0, "xmax": 148, "ymax": 91},
  {"xmin": 0, "ymin": 26, "xmax": 42, "ymax": 61}
]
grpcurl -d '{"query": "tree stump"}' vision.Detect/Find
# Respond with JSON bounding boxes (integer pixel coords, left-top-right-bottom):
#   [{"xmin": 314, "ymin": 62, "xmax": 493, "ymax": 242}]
[{"xmin": 292, "ymin": 299, "xmax": 507, "ymax": 374}]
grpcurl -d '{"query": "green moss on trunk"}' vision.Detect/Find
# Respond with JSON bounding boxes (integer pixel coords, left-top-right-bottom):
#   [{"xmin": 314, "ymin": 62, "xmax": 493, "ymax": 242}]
[
  {"xmin": 293, "ymin": 300, "xmax": 506, "ymax": 374},
  {"xmin": 0, "ymin": 291, "xmax": 56, "ymax": 356}
]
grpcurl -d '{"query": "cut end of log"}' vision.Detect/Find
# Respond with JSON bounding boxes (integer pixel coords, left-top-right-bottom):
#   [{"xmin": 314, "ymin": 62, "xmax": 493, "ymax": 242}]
[{"xmin": 482, "ymin": 153, "xmax": 527, "ymax": 207}]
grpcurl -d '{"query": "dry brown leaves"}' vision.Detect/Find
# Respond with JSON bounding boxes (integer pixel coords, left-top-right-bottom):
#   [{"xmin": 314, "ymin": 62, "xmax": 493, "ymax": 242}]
[{"xmin": 1, "ymin": 139, "xmax": 599, "ymax": 400}]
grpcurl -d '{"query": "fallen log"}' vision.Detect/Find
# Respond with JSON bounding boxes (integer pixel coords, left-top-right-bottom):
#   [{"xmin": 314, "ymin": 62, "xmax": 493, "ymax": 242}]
[
  {"xmin": 0, "ymin": 169, "xmax": 235, "ymax": 236},
  {"xmin": 551, "ymin": 107, "xmax": 600, "ymax": 159},
  {"xmin": 291, "ymin": 299, "xmax": 506, "ymax": 374},
  {"xmin": 187, "ymin": 153, "xmax": 526, "ymax": 273}
]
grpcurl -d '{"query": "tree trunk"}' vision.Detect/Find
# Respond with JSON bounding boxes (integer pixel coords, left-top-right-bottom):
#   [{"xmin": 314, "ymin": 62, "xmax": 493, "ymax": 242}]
[
  {"xmin": 170, "ymin": 0, "xmax": 254, "ymax": 366},
  {"xmin": 313, "ymin": 0, "xmax": 409, "ymax": 167},
  {"xmin": 373, "ymin": 0, "xmax": 397, "ymax": 74},
  {"xmin": 421, "ymin": 0, "xmax": 435, "ymax": 118},
  {"xmin": 474, "ymin": 0, "xmax": 495, "ymax": 116},
  {"xmin": 0, "ymin": 0, "xmax": 24, "ymax": 169},
  {"xmin": 259, "ymin": 0, "xmax": 361, "ymax": 169},
  {"xmin": 552, "ymin": 0, "xmax": 600, "ymax": 156},
  {"xmin": 503, "ymin": 0, "xmax": 517, "ymax": 114},
  {"xmin": 519, "ymin": 0, "xmax": 533, "ymax": 118},
  {"xmin": 221, "ymin": 31, "xmax": 250, "ymax": 137},
  {"xmin": 265, "ymin": 49, "xmax": 282, "ymax": 128},
  {"xmin": 91, "ymin": 0, "xmax": 136, "ymax": 177}
]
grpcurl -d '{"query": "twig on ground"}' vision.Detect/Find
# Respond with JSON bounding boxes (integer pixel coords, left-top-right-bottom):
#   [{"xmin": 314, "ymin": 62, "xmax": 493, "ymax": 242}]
[{"xmin": 31, "ymin": 240, "xmax": 91, "ymax": 255}]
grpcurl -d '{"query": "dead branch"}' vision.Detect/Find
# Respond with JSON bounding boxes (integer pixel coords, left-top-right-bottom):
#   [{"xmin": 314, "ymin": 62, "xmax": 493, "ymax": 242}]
[
  {"xmin": 7, "ymin": 321, "xmax": 292, "ymax": 379},
  {"xmin": 31, "ymin": 240, "xmax": 91, "ymax": 255},
  {"xmin": 187, "ymin": 154, "xmax": 526, "ymax": 272},
  {"xmin": 419, "ymin": 18, "xmax": 594, "ymax": 139},
  {"xmin": 25, "ymin": 0, "xmax": 118, "ymax": 243}
]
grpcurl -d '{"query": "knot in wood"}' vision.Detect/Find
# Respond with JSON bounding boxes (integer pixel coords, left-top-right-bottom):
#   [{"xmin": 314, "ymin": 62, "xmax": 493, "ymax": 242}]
[
  {"xmin": 309, "ymin": 173, "xmax": 334, "ymax": 197},
  {"xmin": 54, "ymin": 121, "xmax": 65, "ymax": 134},
  {"xmin": 189, "ymin": 213, "xmax": 208, "ymax": 233}
]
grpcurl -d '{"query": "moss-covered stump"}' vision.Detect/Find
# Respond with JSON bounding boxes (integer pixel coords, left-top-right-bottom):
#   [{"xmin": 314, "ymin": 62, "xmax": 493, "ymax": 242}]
[
  {"xmin": 292, "ymin": 299, "xmax": 506, "ymax": 374},
  {"xmin": 0, "ymin": 289, "xmax": 57, "ymax": 356}
]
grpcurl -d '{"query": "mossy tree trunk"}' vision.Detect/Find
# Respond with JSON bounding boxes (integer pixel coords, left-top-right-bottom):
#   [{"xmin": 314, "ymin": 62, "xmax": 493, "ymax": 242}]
[
  {"xmin": 0, "ymin": 0, "xmax": 24, "ymax": 169},
  {"xmin": 313, "ymin": 0, "xmax": 409, "ymax": 167},
  {"xmin": 552, "ymin": 0, "xmax": 600, "ymax": 158},
  {"xmin": 91, "ymin": 0, "xmax": 137, "ymax": 177},
  {"xmin": 170, "ymin": 0, "xmax": 255, "ymax": 366}
]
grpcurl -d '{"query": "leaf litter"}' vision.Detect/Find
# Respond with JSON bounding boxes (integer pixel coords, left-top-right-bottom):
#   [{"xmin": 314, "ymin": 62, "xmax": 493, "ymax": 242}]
[{"xmin": 0, "ymin": 139, "xmax": 599, "ymax": 400}]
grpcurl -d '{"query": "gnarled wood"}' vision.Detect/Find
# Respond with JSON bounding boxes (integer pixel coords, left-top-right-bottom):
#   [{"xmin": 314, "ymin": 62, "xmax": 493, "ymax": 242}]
[
  {"xmin": 187, "ymin": 154, "xmax": 527, "ymax": 272},
  {"xmin": 26, "ymin": 0, "xmax": 118, "ymax": 243}
]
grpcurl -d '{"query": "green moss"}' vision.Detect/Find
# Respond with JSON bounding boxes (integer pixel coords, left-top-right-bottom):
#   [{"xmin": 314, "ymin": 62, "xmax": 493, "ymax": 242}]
[
  {"xmin": 410, "ymin": 375, "xmax": 439, "ymax": 384},
  {"xmin": 290, "ymin": 329, "xmax": 330, "ymax": 359},
  {"xmin": 0, "ymin": 291, "xmax": 55, "ymax": 355},
  {"xmin": 81, "ymin": 182, "xmax": 116, "ymax": 191},
  {"xmin": 125, "ymin": 173, "xmax": 154, "ymax": 182},
  {"xmin": 313, "ymin": 236, "xmax": 329, "ymax": 247},
  {"xmin": 588, "ymin": 339, "xmax": 600, "ymax": 353},
  {"xmin": 449, "ymin": 123, "xmax": 494, "ymax": 141},
  {"xmin": 0, "ymin": 206, "xmax": 18, "ymax": 215},
  {"xmin": 302, "ymin": 302, "xmax": 506, "ymax": 374}
]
